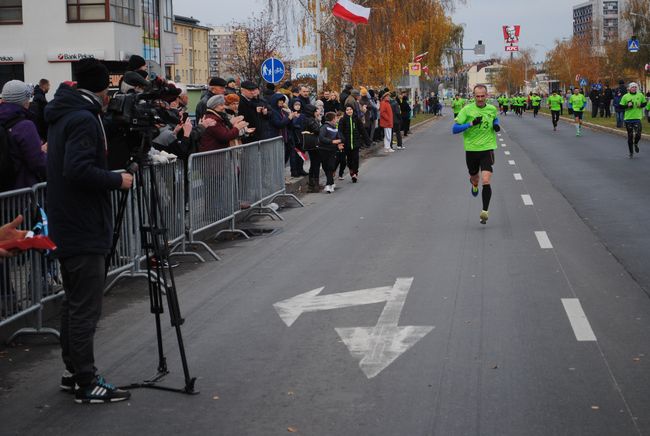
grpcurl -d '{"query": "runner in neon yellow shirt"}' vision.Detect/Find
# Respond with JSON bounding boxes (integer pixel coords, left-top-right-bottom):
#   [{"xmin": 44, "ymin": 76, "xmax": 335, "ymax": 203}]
[
  {"xmin": 531, "ymin": 93, "xmax": 542, "ymax": 117},
  {"xmin": 452, "ymin": 84, "xmax": 499, "ymax": 225},
  {"xmin": 619, "ymin": 82, "xmax": 647, "ymax": 158},
  {"xmin": 452, "ymin": 96, "xmax": 466, "ymax": 118},
  {"xmin": 547, "ymin": 90, "xmax": 564, "ymax": 131},
  {"xmin": 568, "ymin": 87, "xmax": 587, "ymax": 136}
]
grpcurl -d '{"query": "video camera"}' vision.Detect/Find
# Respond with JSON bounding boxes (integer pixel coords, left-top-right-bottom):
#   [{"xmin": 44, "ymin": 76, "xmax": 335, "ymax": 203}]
[{"xmin": 107, "ymin": 74, "xmax": 182, "ymax": 131}]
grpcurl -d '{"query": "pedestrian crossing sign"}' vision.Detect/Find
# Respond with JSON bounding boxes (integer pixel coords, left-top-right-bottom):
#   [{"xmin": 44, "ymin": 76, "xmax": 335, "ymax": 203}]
[
  {"xmin": 628, "ymin": 39, "xmax": 640, "ymax": 53},
  {"xmin": 579, "ymin": 78, "xmax": 588, "ymax": 87}
]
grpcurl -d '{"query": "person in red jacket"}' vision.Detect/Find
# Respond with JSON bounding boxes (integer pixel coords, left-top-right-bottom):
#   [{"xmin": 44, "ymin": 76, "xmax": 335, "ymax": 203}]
[
  {"xmin": 379, "ymin": 91, "xmax": 394, "ymax": 153},
  {"xmin": 199, "ymin": 95, "xmax": 250, "ymax": 152}
]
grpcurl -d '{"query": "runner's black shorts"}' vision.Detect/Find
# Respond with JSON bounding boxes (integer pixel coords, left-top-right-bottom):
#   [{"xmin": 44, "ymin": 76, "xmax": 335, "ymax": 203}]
[
  {"xmin": 466, "ymin": 150, "xmax": 495, "ymax": 175},
  {"xmin": 573, "ymin": 111, "xmax": 584, "ymax": 120}
]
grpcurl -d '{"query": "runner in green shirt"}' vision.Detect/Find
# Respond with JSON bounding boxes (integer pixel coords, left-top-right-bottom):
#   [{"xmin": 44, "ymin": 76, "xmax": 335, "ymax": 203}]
[
  {"xmin": 452, "ymin": 95, "xmax": 466, "ymax": 118},
  {"xmin": 531, "ymin": 93, "xmax": 542, "ymax": 117},
  {"xmin": 568, "ymin": 87, "xmax": 587, "ymax": 136},
  {"xmin": 619, "ymin": 82, "xmax": 647, "ymax": 158},
  {"xmin": 452, "ymin": 84, "xmax": 500, "ymax": 225},
  {"xmin": 547, "ymin": 90, "xmax": 564, "ymax": 131}
]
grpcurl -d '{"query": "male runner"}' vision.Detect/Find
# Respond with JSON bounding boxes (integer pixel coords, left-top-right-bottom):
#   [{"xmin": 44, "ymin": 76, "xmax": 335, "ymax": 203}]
[
  {"xmin": 452, "ymin": 95, "xmax": 466, "ymax": 118},
  {"xmin": 568, "ymin": 87, "xmax": 587, "ymax": 136},
  {"xmin": 531, "ymin": 93, "xmax": 542, "ymax": 117},
  {"xmin": 547, "ymin": 90, "xmax": 564, "ymax": 131},
  {"xmin": 619, "ymin": 82, "xmax": 647, "ymax": 158},
  {"xmin": 452, "ymin": 84, "xmax": 500, "ymax": 225}
]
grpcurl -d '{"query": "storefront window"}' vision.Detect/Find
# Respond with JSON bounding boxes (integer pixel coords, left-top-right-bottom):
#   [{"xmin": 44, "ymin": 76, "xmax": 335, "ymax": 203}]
[
  {"xmin": 0, "ymin": 0, "xmax": 22, "ymax": 24},
  {"xmin": 67, "ymin": 0, "xmax": 108, "ymax": 22},
  {"xmin": 0, "ymin": 64, "xmax": 24, "ymax": 89},
  {"xmin": 142, "ymin": 0, "xmax": 160, "ymax": 65},
  {"xmin": 110, "ymin": 0, "xmax": 136, "ymax": 25}
]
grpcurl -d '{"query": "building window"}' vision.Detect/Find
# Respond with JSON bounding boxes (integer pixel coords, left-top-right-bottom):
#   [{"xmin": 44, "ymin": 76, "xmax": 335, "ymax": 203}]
[
  {"xmin": 110, "ymin": 0, "xmax": 136, "ymax": 25},
  {"xmin": 0, "ymin": 63, "xmax": 24, "ymax": 89},
  {"xmin": 0, "ymin": 0, "xmax": 22, "ymax": 24},
  {"xmin": 163, "ymin": 0, "xmax": 173, "ymax": 32},
  {"xmin": 67, "ymin": 0, "xmax": 108, "ymax": 22},
  {"xmin": 142, "ymin": 0, "xmax": 160, "ymax": 65}
]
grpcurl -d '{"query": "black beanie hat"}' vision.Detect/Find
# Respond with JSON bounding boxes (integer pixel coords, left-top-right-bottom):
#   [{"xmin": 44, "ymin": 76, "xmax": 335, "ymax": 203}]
[
  {"xmin": 128, "ymin": 54, "xmax": 146, "ymax": 71},
  {"xmin": 75, "ymin": 58, "xmax": 110, "ymax": 92}
]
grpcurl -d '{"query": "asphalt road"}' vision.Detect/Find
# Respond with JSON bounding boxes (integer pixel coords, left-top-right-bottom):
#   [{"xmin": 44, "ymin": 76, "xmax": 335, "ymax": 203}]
[{"xmin": 1, "ymin": 111, "xmax": 650, "ymax": 436}]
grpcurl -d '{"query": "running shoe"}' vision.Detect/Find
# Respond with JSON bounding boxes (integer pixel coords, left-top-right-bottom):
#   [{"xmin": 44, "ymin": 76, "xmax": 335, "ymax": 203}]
[
  {"xmin": 635, "ymin": 143, "xmax": 640, "ymax": 153},
  {"xmin": 471, "ymin": 183, "xmax": 479, "ymax": 197},
  {"xmin": 351, "ymin": 175, "xmax": 358, "ymax": 183},
  {"xmin": 479, "ymin": 210, "xmax": 489, "ymax": 225},
  {"xmin": 74, "ymin": 376, "xmax": 130, "ymax": 404}
]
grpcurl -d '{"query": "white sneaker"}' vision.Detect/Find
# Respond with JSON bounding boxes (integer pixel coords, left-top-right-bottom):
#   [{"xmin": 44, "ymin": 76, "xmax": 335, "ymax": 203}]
[
  {"xmin": 396, "ymin": 146, "xmax": 404, "ymax": 150},
  {"xmin": 384, "ymin": 148, "xmax": 395, "ymax": 153},
  {"xmin": 325, "ymin": 185, "xmax": 332, "ymax": 193},
  {"xmin": 331, "ymin": 184, "xmax": 336, "ymax": 190}
]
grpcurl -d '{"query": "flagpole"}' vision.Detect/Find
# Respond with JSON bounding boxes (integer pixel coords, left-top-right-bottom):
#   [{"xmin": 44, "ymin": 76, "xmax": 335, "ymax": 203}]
[{"xmin": 316, "ymin": 0, "xmax": 323, "ymax": 94}]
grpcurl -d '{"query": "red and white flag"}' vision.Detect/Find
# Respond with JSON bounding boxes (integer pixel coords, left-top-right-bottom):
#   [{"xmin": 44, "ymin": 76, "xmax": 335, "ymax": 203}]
[
  {"xmin": 332, "ymin": 0, "xmax": 371, "ymax": 25},
  {"xmin": 414, "ymin": 51, "xmax": 428, "ymax": 62},
  {"xmin": 422, "ymin": 65, "xmax": 430, "ymax": 74}
]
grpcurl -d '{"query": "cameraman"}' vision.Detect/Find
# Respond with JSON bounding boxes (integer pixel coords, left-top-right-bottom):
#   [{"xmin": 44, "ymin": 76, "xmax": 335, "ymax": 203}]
[{"xmin": 44, "ymin": 58, "xmax": 133, "ymax": 404}]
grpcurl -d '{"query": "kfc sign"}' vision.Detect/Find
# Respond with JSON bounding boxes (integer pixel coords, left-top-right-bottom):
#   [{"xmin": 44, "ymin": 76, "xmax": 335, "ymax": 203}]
[
  {"xmin": 48, "ymin": 50, "xmax": 105, "ymax": 63},
  {"xmin": 505, "ymin": 46, "xmax": 519, "ymax": 52},
  {"xmin": 503, "ymin": 25, "xmax": 521, "ymax": 44}
]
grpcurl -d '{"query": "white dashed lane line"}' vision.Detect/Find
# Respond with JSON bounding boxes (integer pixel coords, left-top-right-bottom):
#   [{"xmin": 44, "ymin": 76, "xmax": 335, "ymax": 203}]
[
  {"xmin": 508, "ymin": 160, "xmax": 515, "ymax": 165},
  {"xmin": 513, "ymin": 173, "xmax": 523, "ymax": 180},
  {"xmin": 561, "ymin": 298, "xmax": 597, "ymax": 341},
  {"xmin": 535, "ymin": 231, "xmax": 553, "ymax": 249},
  {"xmin": 521, "ymin": 194, "xmax": 533, "ymax": 205},
  {"xmin": 504, "ymin": 151, "xmax": 511, "ymax": 155}
]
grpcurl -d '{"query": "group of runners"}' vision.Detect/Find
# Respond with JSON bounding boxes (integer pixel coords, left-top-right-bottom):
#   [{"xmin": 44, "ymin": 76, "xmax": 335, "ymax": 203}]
[{"xmin": 451, "ymin": 82, "xmax": 648, "ymax": 225}]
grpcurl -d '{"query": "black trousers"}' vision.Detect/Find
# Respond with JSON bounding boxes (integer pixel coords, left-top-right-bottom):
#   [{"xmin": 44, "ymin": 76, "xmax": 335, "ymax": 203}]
[
  {"xmin": 308, "ymin": 149, "xmax": 321, "ymax": 182},
  {"xmin": 625, "ymin": 121, "xmax": 642, "ymax": 154},
  {"xmin": 402, "ymin": 119, "xmax": 410, "ymax": 135},
  {"xmin": 393, "ymin": 123, "xmax": 403, "ymax": 148},
  {"xmin": 345, "ymin": 148, "xmax": 360, "ymax": 175},
  {"xmin": 551, "ymin": 110, "xmax": 560, "ymax": 127},
  {"xmin": 591, "ymin": 102, "xmax": 599, "ymax": 118},
  {"xmin": 60, "ymin": 254, "xmax": 106, "ymax": 386},
  {"xmin": 319, "ymin": 149, "xmax": 337, "ymax": 185},
  {"xmin": 335, "ymin": 150, "xmax": 347, "ymax": 176},
  {"xmin": 533, "ymin": 107, "xmax": 539, "ymax": 117}
]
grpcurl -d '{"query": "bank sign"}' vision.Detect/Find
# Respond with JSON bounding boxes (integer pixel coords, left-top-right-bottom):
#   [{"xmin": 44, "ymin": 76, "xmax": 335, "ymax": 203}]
[
  {"xmin": 47, "ymin": 50, "xmax": 105, "ymax": 63},
  {"xmin": 0, "ymin": 52, "xmax": 25, "ymax": 64}
]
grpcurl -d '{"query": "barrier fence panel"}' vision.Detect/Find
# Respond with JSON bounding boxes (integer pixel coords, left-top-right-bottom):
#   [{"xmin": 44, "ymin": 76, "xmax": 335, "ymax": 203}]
[{"xmin": 186, "ymin": 149, "xmax": 236, "ymax": 260}]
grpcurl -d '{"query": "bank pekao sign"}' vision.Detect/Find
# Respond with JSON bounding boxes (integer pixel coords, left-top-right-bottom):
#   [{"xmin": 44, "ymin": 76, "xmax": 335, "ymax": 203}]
[
  {"xmin": 0, "ymin": 52, "xmax": 25, "ymax": 64},
  {"xmin": 47, "ymin": 50, "xmax": 105, "ymax": 63}
]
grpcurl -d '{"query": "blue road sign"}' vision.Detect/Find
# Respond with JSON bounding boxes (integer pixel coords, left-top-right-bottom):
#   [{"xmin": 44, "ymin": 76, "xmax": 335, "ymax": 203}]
[
  {"xmin": 579, "ymin": 78, "xmax": 588, "ymax": 87},
  {"xmin": 628, "ymin": 39, "xmax": 640, "ymax": 53},
  {"xmin": 261, "ymin": 58, "xmax": 285, "ymax": 84}
]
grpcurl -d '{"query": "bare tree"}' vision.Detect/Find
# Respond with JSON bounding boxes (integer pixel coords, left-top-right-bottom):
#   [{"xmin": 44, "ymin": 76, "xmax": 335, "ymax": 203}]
[{"xmin": 230, "ymin": 12, "xmax": 286, "ymax": 84}]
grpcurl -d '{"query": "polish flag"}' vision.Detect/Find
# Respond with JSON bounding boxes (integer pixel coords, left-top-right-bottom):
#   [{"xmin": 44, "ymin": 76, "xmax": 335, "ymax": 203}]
[
  {"xmin": 332, "ymin": 0, "xmax": 371, "ymax": 25},
  {"xmin": 422, "ymin": 65, "xmax": 430, "ymax": 74},
  {"xmin": 414, "ymin": 52, "xmax": 428, "ymax": 63}
]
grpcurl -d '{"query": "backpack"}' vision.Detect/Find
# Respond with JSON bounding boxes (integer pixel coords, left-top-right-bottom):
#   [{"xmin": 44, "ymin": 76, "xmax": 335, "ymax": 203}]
[{"xmin": 0, "ymin": 116, "xmax": 23, "ymax": 192}]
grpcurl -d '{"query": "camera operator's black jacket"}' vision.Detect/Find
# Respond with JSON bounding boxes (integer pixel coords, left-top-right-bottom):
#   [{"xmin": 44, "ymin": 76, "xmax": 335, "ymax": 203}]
[{"xmin": 44, "ymin": 83, "xmax": 123, "ymax": 259}]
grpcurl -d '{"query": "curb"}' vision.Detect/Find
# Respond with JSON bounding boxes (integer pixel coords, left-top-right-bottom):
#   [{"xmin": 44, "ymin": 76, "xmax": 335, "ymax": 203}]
[{"xmin": 539, "ymin": 111, "xmax": 650, "ymax": 140}]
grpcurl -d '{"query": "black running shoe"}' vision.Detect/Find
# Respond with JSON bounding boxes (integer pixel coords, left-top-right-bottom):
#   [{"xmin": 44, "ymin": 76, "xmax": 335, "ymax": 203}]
[
  {"xmin": 60, "ymin": 369, "xmax": 75, "ymax": 393},
  {"xmin": 74, "ymin": 376, "xmax": 131, "ymax": 404},
  {"xmin": 635, "ymin": 143, "xmax": 640, "ymax": 153}
]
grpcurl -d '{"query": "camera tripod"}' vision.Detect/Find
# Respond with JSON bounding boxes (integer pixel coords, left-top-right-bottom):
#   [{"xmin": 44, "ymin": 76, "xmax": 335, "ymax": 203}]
[{"xmin": 107, "ymin": 133, "xmax": 197, "ymax": 395}]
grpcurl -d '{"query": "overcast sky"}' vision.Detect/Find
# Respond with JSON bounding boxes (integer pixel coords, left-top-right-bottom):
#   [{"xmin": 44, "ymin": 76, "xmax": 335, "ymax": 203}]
[{"xmin": 173, "ymin": 0, "xmax": 575, "ymax": 62}]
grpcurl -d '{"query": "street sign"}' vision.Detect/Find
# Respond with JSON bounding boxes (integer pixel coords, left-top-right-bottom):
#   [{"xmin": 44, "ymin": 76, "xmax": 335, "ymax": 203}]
[
  {"xmin": 505, "ymin": 45, "xmax": 519, "ymax": 52},
  {"xmin": 628, "ymin": 39, "xmax": 640, "ymax": 53},
  {"xmin": 261, "ymin": 57, "xmax": 285, "ymax": 84},
  {"xmin": 274, "ymin": 277, "xmax": 434, "ymax": 378},
  {"xmin": 408, "ymin": 62, "xmax": 422, "ymax": 77},
  {"xmin": 579, "ymin": 78, "xmax": 588, "ymax": 87}
]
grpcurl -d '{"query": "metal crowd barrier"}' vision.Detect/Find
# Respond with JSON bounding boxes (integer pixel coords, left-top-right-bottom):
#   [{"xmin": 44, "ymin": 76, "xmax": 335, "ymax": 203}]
[
  {"xmin": 2, "ymin": 138, "xmax": 301, "ymax": 340},
  {"xmin": 186, "ymin": 137, "xmax": 304, "ymax": 260},
  {"xmin": 0, "ymin": 187, "xmax": 59, "ymax": 343}
]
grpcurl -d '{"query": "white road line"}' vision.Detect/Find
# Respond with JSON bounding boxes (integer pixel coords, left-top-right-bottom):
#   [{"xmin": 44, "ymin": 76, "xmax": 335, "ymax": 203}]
[
  {"xmin": 501, "ymin": 144, "xmax": 507, "ymax": 147},
  {"xmin": 535, "ymin": 231, "xmax": 553, "ymax": 249},
  {"xmin": 504, "ymin": 151, "xmax": 511, "ymax": 155},
  {"xmin": 508, "ymin": 160, "xmax": 515, "ymax": 165},
  {"xmin": 561, "ymin": 298, "xmax": 597, "ymax": 341},
  {"xmin": 513, "ymin": 173, "xmax": 522, "ymax": 180},
  {"xmin": 521, "ymin": 194, "xmax": 533, "ymax": 205},
  {"xmin": 499, "ymin": 138, "xmax": 504, "ymax": 142}
]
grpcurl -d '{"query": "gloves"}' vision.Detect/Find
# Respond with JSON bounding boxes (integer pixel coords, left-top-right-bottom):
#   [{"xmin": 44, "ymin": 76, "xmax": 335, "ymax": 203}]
[
  {"xmin": 493, "ymin": 123, "xmax": 501, "ymax": 132},
  {"xmin": 472, "ymin": 116, "xmax": 483, "ymax": 126},
  {"xmin": 628, "ymin": 102, "xmax": 634, "ymax": 108}
]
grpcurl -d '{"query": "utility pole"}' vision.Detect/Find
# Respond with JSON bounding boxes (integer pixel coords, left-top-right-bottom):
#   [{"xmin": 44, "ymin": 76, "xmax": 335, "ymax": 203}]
[{"xmin": 315, "ymin": 0, "xmax": 323, "ymax": 94}]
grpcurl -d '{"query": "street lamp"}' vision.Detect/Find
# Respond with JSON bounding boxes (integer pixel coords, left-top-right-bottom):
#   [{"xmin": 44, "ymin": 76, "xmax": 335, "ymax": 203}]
[{"xmin": 630, "ymin": 12, "xmax": 650, "ymax": 23}]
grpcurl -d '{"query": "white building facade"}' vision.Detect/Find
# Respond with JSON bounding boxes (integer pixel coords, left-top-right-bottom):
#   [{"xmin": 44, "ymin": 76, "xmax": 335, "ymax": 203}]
[
  {"xmin": 0, "ymin": 0, "xmax": 176, "ymax": 92},
  {"xmin": 573, "ymin": 0, "xmax": 631, "ymax": 49}
]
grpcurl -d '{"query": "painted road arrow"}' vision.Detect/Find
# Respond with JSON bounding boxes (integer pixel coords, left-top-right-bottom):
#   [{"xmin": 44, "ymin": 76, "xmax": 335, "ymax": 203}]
[{"xmin": 273, "ymin": 278, "xmax": 434, "ymax": 378}]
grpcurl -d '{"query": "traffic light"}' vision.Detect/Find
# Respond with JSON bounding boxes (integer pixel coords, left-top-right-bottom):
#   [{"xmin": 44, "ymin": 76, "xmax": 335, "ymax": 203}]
[{"xmin": 474, "ymin": 40, "xmax": 485, "ymax": 55}]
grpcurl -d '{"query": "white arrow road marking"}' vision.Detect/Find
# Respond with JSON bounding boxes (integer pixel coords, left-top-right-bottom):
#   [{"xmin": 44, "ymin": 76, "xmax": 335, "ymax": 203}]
[
  {"xmin": 274, "ymin": 278, "xmax": 434, "ymax": 378},
  {"xmin": 274, "ymin": 285, "xmax": 393, "ymax": 327}
]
